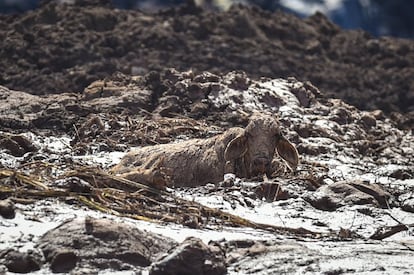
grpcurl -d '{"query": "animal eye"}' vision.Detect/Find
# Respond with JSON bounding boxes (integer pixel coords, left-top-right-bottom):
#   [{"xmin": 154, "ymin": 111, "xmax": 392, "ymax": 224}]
[{"xmin": 275, "ymin": 132, "xmax": 283, "ymax": 140}]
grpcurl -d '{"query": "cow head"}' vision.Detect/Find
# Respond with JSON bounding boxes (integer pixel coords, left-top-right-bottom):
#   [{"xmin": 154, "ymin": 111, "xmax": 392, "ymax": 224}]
[{"xmin": 224, "ymin": 114, "xmax": 299, "ymax": 178}]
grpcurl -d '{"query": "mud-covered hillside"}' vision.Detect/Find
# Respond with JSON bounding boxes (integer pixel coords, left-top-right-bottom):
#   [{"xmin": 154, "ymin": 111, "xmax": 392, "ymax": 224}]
[
  {"xmin": 1, "ymin": 0, "xmax": 414, "ymax": 116},
  {"xmin": 1, "ymin": 71, "xmax": 413, "ymax": 274},
  {"xmin": 1, "ymin": 1, "xmax": 414, "ymax": 274}
]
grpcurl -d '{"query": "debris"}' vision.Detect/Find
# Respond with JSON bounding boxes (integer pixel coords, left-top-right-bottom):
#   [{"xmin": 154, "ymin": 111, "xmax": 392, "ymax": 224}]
[{"xmin": 0, "ymin": 199, "xmax": 15, "ymax": 219}]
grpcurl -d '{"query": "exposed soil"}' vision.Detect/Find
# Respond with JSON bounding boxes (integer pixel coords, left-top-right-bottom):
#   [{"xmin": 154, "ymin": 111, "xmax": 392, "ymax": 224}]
[{"xmin": 1, "ymin": 0, "xmax": 414, "ymax": 121}]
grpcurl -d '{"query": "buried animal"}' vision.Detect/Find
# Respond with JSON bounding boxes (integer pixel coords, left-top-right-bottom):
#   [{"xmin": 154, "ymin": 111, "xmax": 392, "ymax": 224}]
[{"xmin": 111, "ymin": 114, "xmax": 299, "ymax": 188}]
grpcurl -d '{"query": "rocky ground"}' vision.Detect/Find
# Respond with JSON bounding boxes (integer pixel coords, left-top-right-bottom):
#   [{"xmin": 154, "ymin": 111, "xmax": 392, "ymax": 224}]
[{"xmin": 0, "ymin": 1, "xmax": 414, "ymax": 274}]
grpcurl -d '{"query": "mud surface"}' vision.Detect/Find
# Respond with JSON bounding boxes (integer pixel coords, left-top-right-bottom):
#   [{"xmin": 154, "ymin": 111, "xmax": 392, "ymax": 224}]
[
  {"xmin": 1, "ymin": 1, "xmax": 414, "ymax": 274},
  {"xmin": 1, "ymin": 0, "xmax": 414, "ymax": 119},
  {"xmin": 1, "ymin": 70, "xmax": 414, "ymax": 274}
]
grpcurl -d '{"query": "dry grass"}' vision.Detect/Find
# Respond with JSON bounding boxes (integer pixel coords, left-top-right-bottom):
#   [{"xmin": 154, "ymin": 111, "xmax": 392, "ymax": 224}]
[{"xmin": 0, "ymin": 166, "xmax": 330, "ymax": 238}]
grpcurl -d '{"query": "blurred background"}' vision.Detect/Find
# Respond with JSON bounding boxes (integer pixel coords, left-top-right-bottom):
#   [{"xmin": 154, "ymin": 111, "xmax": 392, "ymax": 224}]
[{"xmin": 1, "ymin": 0, "xmax": 414, "ymax": 39}]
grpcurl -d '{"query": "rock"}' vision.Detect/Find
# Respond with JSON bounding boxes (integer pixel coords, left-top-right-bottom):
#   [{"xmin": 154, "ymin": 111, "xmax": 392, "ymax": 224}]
[
  {"xmin": 82, "ymin": 75, "xmax": 154, "ymax": 113},
  {"xmin": 347, "ymin": 181, "xmax": 391, "ymax": 207},
  {"xmin": 400, "ymin": 194, "xmax": 414, "ymax": 213},
  {"xmin": 37, "ymin": 217, "xmax": 177, "ymax": 273},
  {"xmin": 0, "ymin": 87, "xmax": 78, "ymax": 131},
  {"xmin": 331, "ymin": 106, "xmax": 353, "ymax": 125},
  {"xmin": 290, "ymin": 81, "xmax": 318, "ymax": 107},
  {"xmin": 224, "ymin": 71, "xmax": 251, "ymax": 91},
  {"xmin": 305, "ymin": 180, "xmax": 390, "ymax": 211},
  {"xmin": 190, "ymin": 101, "xmax": 209, "ymax": 118},
  {"xmin": 50, "ymin": 251, "xmax": 78, "ymax": 273},
  {"xmin": 296, "ymin": 143, "xmax": 329, "ymax": 155},
  {"xmin": 360, "ymin": 113, "xmax": 377, "ymax": 128},
  {"xmin": 402, "ymin": 199, "xmax": 414, "ymax": 213},
  {"xmin": 0, "ymin": 199, "xmax": 16, "ymax": 219},
  {"xmin": 155, "ymin": 95, "xmax": 181, "ymax": 117},
  {"xmin": 0, "ymin": 249, "xmax": 42, "ymax": 273},
  {"xmin": 0, "ymin": 134, "xmax": 37, "ymax": 157},
  {"xmin": 149, "ymin": 237, "xmax": 226, "ymax": 275},
  {"xmin": 83, "ymin": 80, "xmax": 122, "ymax": 100}
]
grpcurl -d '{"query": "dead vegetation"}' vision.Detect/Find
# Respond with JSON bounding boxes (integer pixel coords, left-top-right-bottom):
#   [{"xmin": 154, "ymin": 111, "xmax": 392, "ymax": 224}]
[
  {"xmin": 0, "ymin": 166, "xmax": 337, "ymax": 239},
  {"xmin": 71, "ymin": 115, "xmax": 222, "ymax": 154},
  {"xmin": 2, "ymin": 163, "xmax": 412, "ymax": 241}
]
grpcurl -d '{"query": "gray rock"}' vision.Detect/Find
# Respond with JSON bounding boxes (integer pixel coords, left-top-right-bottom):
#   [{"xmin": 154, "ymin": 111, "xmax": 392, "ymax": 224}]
[
  {"xmin": 37, "ymin": 217, "xmax": 177, "ymax": 273},
  {"xmin": 305, "ymin": 180, "xmax": 390, "ymax": 211},
  {"xmin": 0, "ymin": 249, "xmax": 42, "ymax": 273}
]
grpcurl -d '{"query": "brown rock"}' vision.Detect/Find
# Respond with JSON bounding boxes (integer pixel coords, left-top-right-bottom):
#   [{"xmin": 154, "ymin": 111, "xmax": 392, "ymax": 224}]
[
  {"xmin": 290, "ymin": 81, "xmax": 317, "ymax": 108},
  {"xmin": 149, "ymin": 237, "xmax": 226, "ymax": 275},
  {"xmin": 360, "ymin": 113, "xmax": 377, "ymax": 129},
  {"xmin": 305, "ymin": 180, "xmax": 390, "ymax": 211},
  {"xmin": 37, "ymin": 217, "xmax": 177, "ymax": 272},
  {"xmin": 0, "ymin": 134, "xmax": 37, "ymax": 157},
  {"xmin": 1, "ymin": 249, "xmax": 42, "ymax": 273},
  {"xmin": 50, "ymin": 251, "xmax": 78, "ymax": 273}
]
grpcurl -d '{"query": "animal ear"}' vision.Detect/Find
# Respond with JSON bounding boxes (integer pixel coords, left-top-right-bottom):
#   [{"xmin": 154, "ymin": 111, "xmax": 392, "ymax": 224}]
[
  {"xmin": 276, "ymin": 136, "xmax": 299, "ymax": 171},
  {"xmin": 224, "ymin": 134, "xmax": 248, "ymax": 161}
]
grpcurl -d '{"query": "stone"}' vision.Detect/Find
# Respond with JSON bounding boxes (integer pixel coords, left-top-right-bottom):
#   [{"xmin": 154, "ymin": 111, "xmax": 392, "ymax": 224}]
[
  {"xmin": 50, "ymin": 251, "xmax": 78, "ymax": 273},
  {"xmin": 1, "ymin": 249, "xmax": 42, "ymax": 273},
  {"xmin": 304, "ymin": 180, "xmax": 390, "ymax": 211},
  {"xmin": 149, "ymin": 237, "xmax": 226, "ymax": 275},
  {"xmin": 0, "ymin": 199, "xmax": 16, "ymax": 219},
  {"xmin": 37, "ymin": 217, "xmax": 177, "ymax": 273}
]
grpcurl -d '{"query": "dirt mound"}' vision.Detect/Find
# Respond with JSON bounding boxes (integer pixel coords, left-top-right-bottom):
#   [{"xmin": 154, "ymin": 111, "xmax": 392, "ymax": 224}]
[{"xmin": 1, "ymin": 1, "xmax": 414, "ymax": 116}]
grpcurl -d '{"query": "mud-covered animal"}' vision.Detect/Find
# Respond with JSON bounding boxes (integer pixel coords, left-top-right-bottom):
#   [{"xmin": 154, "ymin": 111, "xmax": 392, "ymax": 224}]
[{"xmin": 111, "ymin": 114, "xmax": 299, "ymax": 188}]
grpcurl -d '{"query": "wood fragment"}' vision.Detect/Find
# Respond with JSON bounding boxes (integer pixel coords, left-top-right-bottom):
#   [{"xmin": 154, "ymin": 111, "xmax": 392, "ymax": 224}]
[{"xmin": 370, "ymin": 224, "xmax": 412, "ymax": 240}]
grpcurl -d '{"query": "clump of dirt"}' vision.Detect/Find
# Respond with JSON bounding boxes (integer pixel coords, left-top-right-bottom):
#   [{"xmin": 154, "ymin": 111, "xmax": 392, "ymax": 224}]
[{"xmin": 1, "ymin": 0, "xmax": 414, "ymax": 119}]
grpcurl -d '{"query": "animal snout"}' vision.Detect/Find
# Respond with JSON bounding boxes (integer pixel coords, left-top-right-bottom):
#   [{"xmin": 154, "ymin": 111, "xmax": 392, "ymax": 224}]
[
  {"xmin": 252, "ymin": 157, "xmax": 270, "ymax": 174},
  {"xmin": 253, "ymin": 158, "xmax": 270, "ymax": 166}
]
